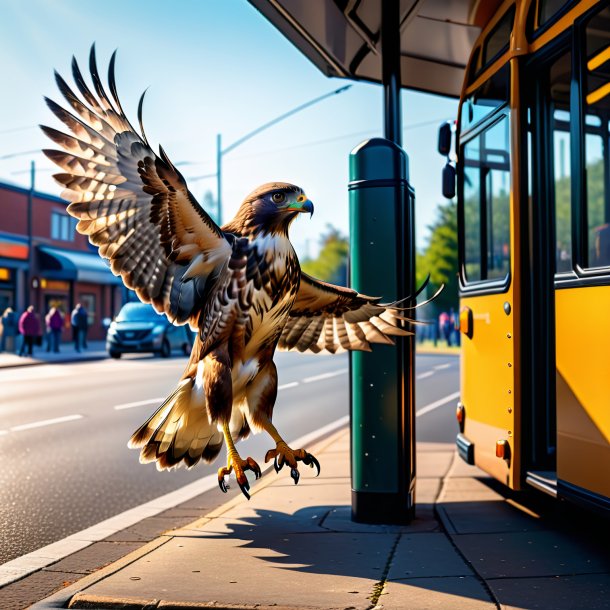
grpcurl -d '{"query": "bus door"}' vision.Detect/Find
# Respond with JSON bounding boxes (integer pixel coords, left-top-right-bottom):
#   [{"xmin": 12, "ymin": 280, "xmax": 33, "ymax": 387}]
[
  {"xmin": 458, "ymin": 61, "xmax": 518, "ymax": 489},
  {"xmin": 527, "ymin": 7, "xmax": 610, "ymax": 506}
]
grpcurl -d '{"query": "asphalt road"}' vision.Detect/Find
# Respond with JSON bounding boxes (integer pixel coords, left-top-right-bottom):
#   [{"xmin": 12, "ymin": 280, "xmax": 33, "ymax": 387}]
[{"xmin": 0, "ymin": 351, "xmax": 458, "ymax": 565}]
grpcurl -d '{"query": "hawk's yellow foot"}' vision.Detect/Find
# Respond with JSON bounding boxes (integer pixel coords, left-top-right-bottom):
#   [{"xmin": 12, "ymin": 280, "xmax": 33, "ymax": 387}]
[
  {"xmin": 264, "ymin": 442, "xmax": 321, "ymax": 484},
  {"xmin": 218, "ymin": 422, "xmax": 261, "ymax": 500}
]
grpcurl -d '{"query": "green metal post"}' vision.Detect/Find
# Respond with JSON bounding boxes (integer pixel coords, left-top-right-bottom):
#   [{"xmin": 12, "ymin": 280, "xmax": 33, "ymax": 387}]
[{"xmin": 349, "ymin": 138, "xmax": 416, "ymax": 523}]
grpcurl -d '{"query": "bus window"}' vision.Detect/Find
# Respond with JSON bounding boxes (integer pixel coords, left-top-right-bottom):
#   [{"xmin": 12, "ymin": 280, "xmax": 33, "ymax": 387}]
[
  {"xmin": 584, "ymin": 7, "xmax": 610, "ymax": 269},
  {"xmin": 539, "ymin": 0, "xmax": 571, "ymax": 28},
  {"xmin": 486, "ymin": 119, "xmax": 511, "ymax": 279},
  {"xmin": 464, "ymin": 140, "xmax": 482, "ymax": 281},
  {"xmin": 549, "ymin": 52, "xmax": 572, "ymax": 273},
  {"xmin": 482, "ymin": 6, "xmax": 515, "ymax": 68},
  {"xmin": 461, "ymin": 115, "xmax": 511, "ymax": 284},
  {"xmin": 461, "ymin": 64, "xmax": 509, "ymax": 132}
]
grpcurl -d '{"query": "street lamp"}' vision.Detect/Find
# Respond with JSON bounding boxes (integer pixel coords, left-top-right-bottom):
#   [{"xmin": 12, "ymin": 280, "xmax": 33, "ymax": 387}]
[{"xmin": 215, "ymin": 84, "xmax": 352, "ymax": 224}]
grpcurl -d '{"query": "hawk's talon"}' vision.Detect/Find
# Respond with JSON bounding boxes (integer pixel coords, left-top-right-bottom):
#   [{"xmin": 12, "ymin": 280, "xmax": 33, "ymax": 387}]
[
  {"xmin": 237, "ymin": 479, "xmax": 251, "ymax": 500},
  {"xmin": 302, "ymin": 452, "xmax": 321, "ymax": 477},
  {"xmin": 218, "ymin": 456, "xmax": 260, "ymax": 500},
  {"xmin": 265, "ymin": 443, "xmax": 320, "ymax": 482},
  {"xmin": 217, "ymin": 467, "xmax": 231, "ymax": 493}
]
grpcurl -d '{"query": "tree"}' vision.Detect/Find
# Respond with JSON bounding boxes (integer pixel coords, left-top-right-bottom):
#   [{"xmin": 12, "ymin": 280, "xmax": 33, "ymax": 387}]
[
  {"xmin": 301, "ymin": 225, "xmax": 349, "ymax": 285},
  {"xmin": 419, "ymin": 199, "xmax": 458, "ymax": 314}
]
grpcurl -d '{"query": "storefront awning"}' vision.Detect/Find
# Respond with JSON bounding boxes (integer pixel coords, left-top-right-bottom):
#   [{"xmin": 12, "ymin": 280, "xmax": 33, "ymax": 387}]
[{"xmin": 38, "ymin": 246, "xmax": 122, "ymax": 286}]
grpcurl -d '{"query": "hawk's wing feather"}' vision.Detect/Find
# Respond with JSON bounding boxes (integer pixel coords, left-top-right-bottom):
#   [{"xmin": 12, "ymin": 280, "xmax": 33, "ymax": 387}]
[
  {"xmin": 41, "ymin": 45, "xmax": 231, "ymax": 325},
  {"xmin": 279, "ymin": 273, "xmax": 435, "ymax": 354}
]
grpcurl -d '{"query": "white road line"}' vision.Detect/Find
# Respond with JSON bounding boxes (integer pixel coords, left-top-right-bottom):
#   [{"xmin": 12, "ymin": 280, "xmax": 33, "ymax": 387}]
[
  {"xmin": 9, "ymin": 414, "xmax": 83, "ymax": 432},
  {"xmin": 0, "ymin": 414, "xmax": 349, "ymax": 587},
  {"xmin": 416, "ymin": 391, "xmax": 460, "ymax": 418},
  {"xmin": 278, "ymin": 381, "xmax": 299, "ymax": 391},
  {"xmin": 416, "ymin": 371, "xmax": 434, "ymax": 380},
  {"xmin": 114, "ymin": 397, "xmax": 165, "ymax": 411},
  {"xmin": 303, "ymin": 368, "xmax": 348, "ymax": 383},
  {"xmin": 434, "ymin": 363, "xmax": 452, "ymax": 371}
]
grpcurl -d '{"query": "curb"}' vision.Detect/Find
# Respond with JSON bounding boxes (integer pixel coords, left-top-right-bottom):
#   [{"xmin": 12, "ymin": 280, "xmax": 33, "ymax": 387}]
[{"xmin": 0, "ymin": 353, "xmax": 108, "ymax": 370}]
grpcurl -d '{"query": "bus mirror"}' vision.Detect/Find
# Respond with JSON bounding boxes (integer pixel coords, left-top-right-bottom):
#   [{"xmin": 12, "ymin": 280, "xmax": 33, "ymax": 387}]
[
  {"xmin": 438, "ymin": 121, "xmax": 452, "ymax": 156},
  {"xmin": 442, "ymin": 162, "xmax": 456, "ymax": 199}
]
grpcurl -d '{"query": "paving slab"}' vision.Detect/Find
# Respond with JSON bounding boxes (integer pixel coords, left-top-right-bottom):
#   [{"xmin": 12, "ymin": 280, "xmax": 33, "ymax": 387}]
[
  {"xmin": 438, "ymin": 499, "xmax": 547, "ymax": 535},
  {"xmin": 381, "ymin": 577, "xmax": 495, "ymax": 609},
  {"xmin": 487, "ymin": 572, "xmax": 610, "ymax": 610},
  {"xmin": 0, "ymin": 569, "xmax": 80, "ymax": 610},
  {"xmin": 454, "ymin": 530, "xmax": 610, "ymax": 579},
  {"xmin": 417, "ymin": 450, "xmax": 455, "ymax": 479},
  {"xmin": 44, "ymin": 542, "xmax": 144, "ymax": 575},
  {"xmin": 71, "ymin": 531, "xmax": 396, "ymax": 610},
  {"xmin": 387, "ymin": 533, "xmax": 474, "ymax": 580},
  {"xmin": 322, "ymin": 506, "xmax": 440, "ymax": 534},
  {"xmin": 438, "ymin": 475, "xmax": 502, "ymax": 502}
]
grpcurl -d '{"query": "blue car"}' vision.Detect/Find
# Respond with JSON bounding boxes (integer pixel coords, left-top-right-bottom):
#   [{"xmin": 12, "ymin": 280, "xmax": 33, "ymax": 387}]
[{"xmin": 106, "ymin": 302, "xmax": 193, "ymax": 359}]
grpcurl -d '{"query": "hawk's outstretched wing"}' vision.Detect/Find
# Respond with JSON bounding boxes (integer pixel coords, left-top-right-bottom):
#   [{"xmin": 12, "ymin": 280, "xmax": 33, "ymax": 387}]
[
  {"xmin": 279, "ymin": 274, "xmax": 435, "ymax": 354},
  {"xmin": 41, "ymin": 46, "xmax": 231, "ymax": 326}
]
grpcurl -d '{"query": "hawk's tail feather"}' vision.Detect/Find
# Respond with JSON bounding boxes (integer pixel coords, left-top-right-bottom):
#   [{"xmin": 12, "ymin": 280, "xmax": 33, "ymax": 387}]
[{"xmin": 128, "ymin": 377, "xmax": 223, "ymax": 471}]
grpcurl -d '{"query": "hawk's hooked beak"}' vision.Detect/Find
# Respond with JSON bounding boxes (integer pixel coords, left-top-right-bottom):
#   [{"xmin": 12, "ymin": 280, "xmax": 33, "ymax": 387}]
[{"xmin": 287, "ymin": 194, "xmax": 314, "ymax": 218}]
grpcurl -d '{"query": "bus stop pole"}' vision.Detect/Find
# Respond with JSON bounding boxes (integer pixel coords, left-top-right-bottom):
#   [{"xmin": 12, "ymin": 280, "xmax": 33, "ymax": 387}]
[{"xmin": 349, "ymin": 0, "xmax": 416, "ymax": 524}]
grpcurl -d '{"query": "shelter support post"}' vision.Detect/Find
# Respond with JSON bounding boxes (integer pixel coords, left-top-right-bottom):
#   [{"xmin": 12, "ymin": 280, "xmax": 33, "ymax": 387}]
[{"xmin": 349, "ymin": 0, "xmax": 416, "ymax": 524}]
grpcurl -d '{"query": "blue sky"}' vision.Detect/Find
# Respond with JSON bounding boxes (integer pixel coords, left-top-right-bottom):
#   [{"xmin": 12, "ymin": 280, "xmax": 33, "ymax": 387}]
[{"xmin": 0, "ymin": 0, "xmax": 458, "ymax": 255}]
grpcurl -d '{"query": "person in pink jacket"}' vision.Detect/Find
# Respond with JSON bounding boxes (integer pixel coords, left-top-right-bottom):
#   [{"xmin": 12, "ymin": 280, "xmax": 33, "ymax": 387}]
[{"xmin": 18, "ymin": 305, "xmax": 41, "ymax": 357}]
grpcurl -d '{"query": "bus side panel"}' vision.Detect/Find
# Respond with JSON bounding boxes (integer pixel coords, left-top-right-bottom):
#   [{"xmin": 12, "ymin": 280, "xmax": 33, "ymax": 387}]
[
  {"xmin": 460, "ymin": 291, "xmax": 519, "ymax": 488},
  {"xmin": 555, "ymin": 286, "xmax": 610, "ymax": 498}
]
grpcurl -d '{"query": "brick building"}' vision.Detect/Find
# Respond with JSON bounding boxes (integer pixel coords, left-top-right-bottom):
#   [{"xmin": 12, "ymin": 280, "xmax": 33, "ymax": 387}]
[{"xmin": 0, "ymin": 181, "xmax": 124, "ymax": 341}]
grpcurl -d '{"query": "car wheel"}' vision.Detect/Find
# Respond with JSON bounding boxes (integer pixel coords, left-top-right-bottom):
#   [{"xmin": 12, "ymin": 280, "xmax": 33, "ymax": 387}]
[
  {"xmin": 159, "ymin": 338, "xmax": 171, "ymax": 358},
  {"xmin": 109, "ymin": 349, "xmax": 122, "ymax": 359},
  {"xmin": 182, "ymin": 342, "xmax": 191, "ymax": 356}
]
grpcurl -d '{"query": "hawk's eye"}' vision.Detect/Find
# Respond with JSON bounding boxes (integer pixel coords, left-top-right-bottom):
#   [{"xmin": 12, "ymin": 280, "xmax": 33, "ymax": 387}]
[{"xmin": 272, "ymin": 192, "xmax": 286, "ymax": 204}]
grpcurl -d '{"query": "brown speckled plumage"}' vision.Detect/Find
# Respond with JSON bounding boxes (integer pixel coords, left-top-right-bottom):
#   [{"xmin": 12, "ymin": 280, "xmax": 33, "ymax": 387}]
[{"xmin": 42, "ymin": 47, "xmax": 424, "ymax": 487}]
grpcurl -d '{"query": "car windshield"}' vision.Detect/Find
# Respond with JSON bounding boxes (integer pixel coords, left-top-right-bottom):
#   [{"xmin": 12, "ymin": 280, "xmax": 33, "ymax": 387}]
[{"xmin": 115, "ymin": 303, "xmax": 165, "ymax": 323}]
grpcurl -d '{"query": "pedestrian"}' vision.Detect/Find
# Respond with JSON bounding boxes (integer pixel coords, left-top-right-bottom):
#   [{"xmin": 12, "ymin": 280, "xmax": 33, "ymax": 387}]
[
  {"xmin": 45, "ymin": 307, "xmax": 64, "ymax": 353},
  {"xmin": 18, "ymin": 305, "xmax": 41, "ymax": 357},
  {"xmin": 439, "ymin": 310, "xmax": 452, "ymax": 347},
  {"xmin": 71, "ymin": 303, "xmax": 88, "ymax": 352},
  {"xmin": 0, "ymin": 307, "xmax": 18, "ymax": 352}
]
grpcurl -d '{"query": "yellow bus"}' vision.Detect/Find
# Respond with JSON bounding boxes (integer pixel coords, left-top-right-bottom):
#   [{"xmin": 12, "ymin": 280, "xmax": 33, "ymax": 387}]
[{"xmin": 447, "ymin": 0, "xmax": 610, "ymax": 511}]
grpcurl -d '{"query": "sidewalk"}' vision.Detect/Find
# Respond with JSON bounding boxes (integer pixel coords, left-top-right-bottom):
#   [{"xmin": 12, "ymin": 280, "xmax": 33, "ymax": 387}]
[
  {"xmin": 0, "ymin": 341, "xmax": 108, "ymax": 369},
  {"xmin": 33, "ymin": 428, "xmax": 610, "ymax": 610}
]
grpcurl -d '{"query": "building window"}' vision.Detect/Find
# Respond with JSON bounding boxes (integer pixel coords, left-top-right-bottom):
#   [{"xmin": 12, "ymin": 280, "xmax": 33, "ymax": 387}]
[{"xmin": 51, "ymin": 211, "xmax": 77, "ymax": 242}]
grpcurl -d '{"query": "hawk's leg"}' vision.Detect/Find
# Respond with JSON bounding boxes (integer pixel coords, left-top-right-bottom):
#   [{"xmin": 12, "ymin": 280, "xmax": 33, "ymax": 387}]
[
  {"xmin": 217, "ymin": 422, "xmax": 261, "ymax": 500},
  {"xmin": 261, "ymin": 416, "xmax": 321, "ymax": 484},
  {"xmin": 205, "ymin": 346, "xmax": 260, "ymax": 500},
  {"xmin": 245, "ymin": 360, "xmax": 321, "ymax": 484}
]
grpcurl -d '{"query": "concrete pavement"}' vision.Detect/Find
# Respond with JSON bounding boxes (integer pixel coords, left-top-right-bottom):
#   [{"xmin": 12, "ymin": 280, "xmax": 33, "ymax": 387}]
[{"xmin": 31, "ymin": 426, "xmax": 610, "ymax": 610}]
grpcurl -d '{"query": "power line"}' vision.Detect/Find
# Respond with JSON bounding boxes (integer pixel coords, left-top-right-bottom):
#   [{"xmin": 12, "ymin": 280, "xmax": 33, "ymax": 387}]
[{"xmin": 0, "ymin": 125, "xmax": 38, "ymax": 135}]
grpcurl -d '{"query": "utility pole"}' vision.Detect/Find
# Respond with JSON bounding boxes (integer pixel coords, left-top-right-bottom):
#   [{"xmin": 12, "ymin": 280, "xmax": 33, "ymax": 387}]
[
  {"xmin": 215, "ymin": 85, "xmax": 351, "ymax": 223},
  {"xmin": 27, "ymin": 160, "xmax": 35, "ymax": 308}
]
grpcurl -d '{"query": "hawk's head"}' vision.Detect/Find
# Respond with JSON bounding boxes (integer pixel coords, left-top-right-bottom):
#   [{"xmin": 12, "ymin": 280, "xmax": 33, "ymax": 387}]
[{"xmin": 224, "ymin": 182, "xmax": 314, "ymax": 237}]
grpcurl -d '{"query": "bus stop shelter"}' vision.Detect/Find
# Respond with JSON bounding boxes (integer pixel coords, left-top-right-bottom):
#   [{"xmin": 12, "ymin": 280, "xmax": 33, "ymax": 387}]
[{"xmin": 247, "ymin": 0, "xmax": 497, "ymax": 523}]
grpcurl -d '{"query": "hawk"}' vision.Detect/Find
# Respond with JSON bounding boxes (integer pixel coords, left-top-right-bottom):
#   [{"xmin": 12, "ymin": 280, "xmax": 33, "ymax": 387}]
[{"xmin": 42, "ymin": 47, "xmax": 434, "ymax": 499}]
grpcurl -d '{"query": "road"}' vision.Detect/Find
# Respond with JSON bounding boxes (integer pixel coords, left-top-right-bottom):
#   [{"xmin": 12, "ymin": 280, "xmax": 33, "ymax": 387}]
[{"xmin": 0, "ymin": 351, "xmax": 458, "ymax": 565}]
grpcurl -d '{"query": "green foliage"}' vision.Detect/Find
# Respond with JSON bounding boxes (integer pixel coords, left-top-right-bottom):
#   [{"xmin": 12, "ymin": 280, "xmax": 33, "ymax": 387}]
[
  {"xmin": 301, "ymin": 225, "xmax": 349, "ymax": 285},
  {"xmin": 419, "ymin": 199, "xmax": 458, "ymax": 313}
]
